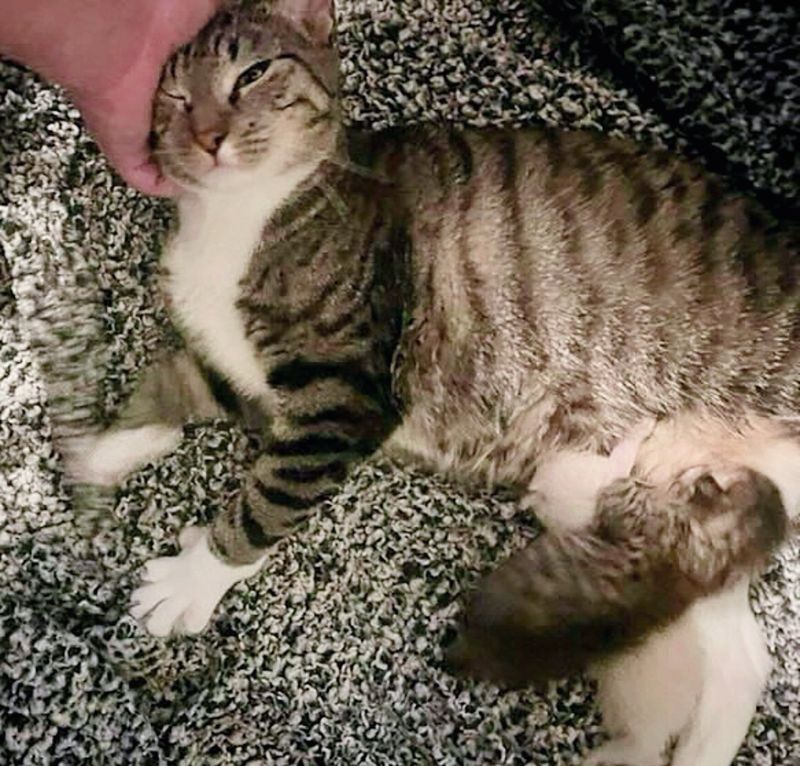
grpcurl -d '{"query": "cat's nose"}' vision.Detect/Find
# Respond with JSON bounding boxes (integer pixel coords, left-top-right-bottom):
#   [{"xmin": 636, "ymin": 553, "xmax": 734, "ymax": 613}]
[{"xmin": 193, "ymin": 128, "xmax": 228, "ymax": 156}]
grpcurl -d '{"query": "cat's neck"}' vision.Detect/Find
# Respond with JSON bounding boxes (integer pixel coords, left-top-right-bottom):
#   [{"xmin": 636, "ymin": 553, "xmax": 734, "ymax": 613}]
[{"xmin": 177, "ymin": 159, "xmax": 321, "ymax": 230}]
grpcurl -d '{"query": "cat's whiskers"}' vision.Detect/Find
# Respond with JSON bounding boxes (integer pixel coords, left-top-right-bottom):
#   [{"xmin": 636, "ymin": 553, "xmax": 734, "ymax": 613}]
[{"xmin": 235, "ymin": 139, "xmax": 270, "ymax": 152}]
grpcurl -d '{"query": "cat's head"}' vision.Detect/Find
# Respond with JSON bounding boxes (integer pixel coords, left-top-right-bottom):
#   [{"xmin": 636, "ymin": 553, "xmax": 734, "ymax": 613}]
[{"xmin": 152, "ymin": 0, "xmax": 338, "ymax": 192}]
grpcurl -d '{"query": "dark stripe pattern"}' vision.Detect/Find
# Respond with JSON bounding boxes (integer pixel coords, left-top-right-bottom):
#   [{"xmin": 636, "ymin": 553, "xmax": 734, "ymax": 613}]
[
  {"xmin": 231, "ymin": 347, "xmax": 399, "ymax": 552},
  {"xmin": 198, "ymin": 360, "xmax": 242, "ymax": 416},
  {"xmin": 268, "ymin": 357, "xmax": 386, "ymax": 405},
  {"xmin": 207, "ymin": 120, "xmax": 798, "ymax": 566}
]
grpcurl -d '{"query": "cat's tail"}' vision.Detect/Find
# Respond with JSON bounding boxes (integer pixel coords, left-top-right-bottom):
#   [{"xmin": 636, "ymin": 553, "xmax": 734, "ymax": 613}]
[{"xmin": 445, "ymin": 467, "xmax": 786, "ymax": 687}]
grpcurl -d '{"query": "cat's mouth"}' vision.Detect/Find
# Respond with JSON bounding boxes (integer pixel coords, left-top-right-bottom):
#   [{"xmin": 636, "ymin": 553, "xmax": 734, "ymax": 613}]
[
  {"xmin": 184, "ymin": 145, "xmax": 250, "ymax": 188},
  {"xmin": 198, "ymin": 144, "xmax": 239, "ymax": 172},
  {"xmin": 184, "ymin": 148, "xmax": 269, "ymax": 193},
  {"xmin": 158, "ymin": 140, "xmax": 265, "ymax": 192}
]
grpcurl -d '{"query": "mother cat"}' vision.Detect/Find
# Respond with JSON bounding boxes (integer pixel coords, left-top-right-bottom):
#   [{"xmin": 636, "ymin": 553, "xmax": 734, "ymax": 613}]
[{"xmin": 65, "ymin": 1, "xmax": 800, "ymax": 764}]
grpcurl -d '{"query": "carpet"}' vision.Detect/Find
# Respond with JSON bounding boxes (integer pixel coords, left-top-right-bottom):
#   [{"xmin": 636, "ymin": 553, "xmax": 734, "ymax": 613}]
[{"xmin": 1, "ymin": 1, "xmax": 798, "ymax": 764}]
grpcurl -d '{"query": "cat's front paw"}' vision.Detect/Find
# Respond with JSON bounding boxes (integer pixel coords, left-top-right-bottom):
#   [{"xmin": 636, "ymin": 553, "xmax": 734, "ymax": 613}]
[{"xmin": 130, "ymin": 525, "xmax": 263, "ymax": 637}]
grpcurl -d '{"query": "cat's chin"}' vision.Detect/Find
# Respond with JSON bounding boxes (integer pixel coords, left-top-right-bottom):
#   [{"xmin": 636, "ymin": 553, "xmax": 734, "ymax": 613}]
[{"xmin": 178, "ymin": 163, "xmax": 266, "ymax": 196}]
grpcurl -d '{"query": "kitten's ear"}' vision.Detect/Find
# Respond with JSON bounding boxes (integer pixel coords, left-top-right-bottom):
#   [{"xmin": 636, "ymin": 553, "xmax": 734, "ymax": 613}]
[{"xmin": 273, "ymin": 0, "xmax": 334, "ymax": 46}]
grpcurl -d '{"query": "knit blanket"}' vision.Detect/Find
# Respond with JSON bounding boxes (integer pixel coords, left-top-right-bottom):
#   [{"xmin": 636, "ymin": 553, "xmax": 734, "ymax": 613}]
[{"xmin": 1, "ymin": 1, "xmax": 798, "ymax": 764}]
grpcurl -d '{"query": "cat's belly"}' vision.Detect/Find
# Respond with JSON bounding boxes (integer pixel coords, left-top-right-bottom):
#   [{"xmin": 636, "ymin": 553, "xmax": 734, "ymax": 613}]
[
  {"xmin": 386, "ymin": 388, "xmax": 586, "ymax": 489},
  {"xmin": 386, "ymin": 366, "xmax": 648, "ymax": 489},
  {"xmin": 393, "ymin": 385, "xmax": 800, "ymax": 527}
]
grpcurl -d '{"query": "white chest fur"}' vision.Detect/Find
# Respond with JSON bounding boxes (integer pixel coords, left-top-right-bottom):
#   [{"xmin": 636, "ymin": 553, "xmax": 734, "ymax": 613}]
[{"xmin": 163, "ymin": 169, "xmax": 310, "ymax": 399}]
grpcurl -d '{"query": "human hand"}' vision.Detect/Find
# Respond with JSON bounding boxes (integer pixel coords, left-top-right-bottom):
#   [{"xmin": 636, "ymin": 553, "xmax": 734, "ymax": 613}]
[{"xmin": 2, "ymin": 0, "xmax": 221, "ymax": 195}]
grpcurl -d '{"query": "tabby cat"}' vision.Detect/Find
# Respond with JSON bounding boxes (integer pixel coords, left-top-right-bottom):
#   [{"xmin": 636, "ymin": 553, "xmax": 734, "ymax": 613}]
[{"xmin": 64, "ymin": 1, "xmax": 800, "ymax": 764}]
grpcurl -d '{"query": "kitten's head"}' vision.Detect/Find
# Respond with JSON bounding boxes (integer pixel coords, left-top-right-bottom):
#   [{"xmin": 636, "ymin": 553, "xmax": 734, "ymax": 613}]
[{"xmin": 152, "ymin": 0, "xmax": 338, "ymax": 191}]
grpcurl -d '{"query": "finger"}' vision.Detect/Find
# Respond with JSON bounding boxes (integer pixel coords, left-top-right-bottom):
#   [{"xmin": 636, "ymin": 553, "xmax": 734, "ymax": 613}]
[
  {"xmin": 71, "ymin": 87, "xmax": 178, "ymax": 197},
  {"xmin": 119, "ymin": 158, "xmax": 181, "ymax": 197}
]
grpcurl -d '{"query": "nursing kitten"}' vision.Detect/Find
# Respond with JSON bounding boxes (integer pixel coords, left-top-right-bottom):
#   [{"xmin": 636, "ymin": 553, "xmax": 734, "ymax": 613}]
[
  {"xmin": 63, "ymin": 1, "xmax": 800, "ymax": 764},
  {"xmin": 449, "ymin": 453, "xmax": 786, "ymax": 687},
  {"xmin": 451, "ymin": 421, "xmax": 788, "ymax": 766}
]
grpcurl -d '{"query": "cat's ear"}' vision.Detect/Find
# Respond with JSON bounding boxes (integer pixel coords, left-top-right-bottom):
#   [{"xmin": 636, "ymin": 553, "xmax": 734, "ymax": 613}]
[{"xmin": 274, "ymin": 0, "xmax": 334, "ymax": 46}]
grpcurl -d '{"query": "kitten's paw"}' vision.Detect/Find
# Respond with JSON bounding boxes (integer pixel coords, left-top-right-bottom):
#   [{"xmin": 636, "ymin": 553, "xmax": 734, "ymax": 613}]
[
  {"xmin": 583, "ymin": 737, "xmax": 667, "ymax": 766},
  {"xmin": 130, "ymin": 526, "xmax": 263, "ymax": 637},
  {"xmin": 63, "ymin": 425, "xmax": 181, "ymax": 487}
]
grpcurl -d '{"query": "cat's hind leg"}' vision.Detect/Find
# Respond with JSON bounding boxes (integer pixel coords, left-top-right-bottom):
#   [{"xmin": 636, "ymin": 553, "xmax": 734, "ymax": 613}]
[
  {"xmin": 670, "ymin": 578, "xmax": 770, "ymax": 766},
  {"xmin": 63, "ymin": 351, "xmax": 230, "ymax": 487},
  {"xmin": 64, "ymin": 425, "xmax": 183, "ymax": 487},
  {"xmin": 585, "ymin": 613, "xmax": 701, "ymax": 766},
  {"xmin": 586, "ymin": 574, "xmax": 769, "ymax": 766}
]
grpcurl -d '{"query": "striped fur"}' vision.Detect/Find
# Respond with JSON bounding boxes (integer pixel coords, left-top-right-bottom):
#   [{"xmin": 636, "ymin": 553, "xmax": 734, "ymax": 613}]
[
  {"xmin": 106, "ymin": 0, "xmax": 800, "ymax": 619},
  {"xmin": 382, "ymin": 126, "xmax": 800, "ymax": 486}
]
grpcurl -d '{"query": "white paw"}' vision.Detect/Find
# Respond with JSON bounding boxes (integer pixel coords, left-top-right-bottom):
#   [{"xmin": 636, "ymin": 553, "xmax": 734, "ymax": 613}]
[
  {"xmin": 584, "ymin": 737, "xmax": 667, "ymax": 766},
  {"xmin": 63, "ymin": 425, "xmax": 181, "ymax": 487},
  {"xmin": 527, "ymin": 418, "xmax": 657, "ymax": 532},
  {"xmin": 130, "ymin": 525, "xmax": 264, "ymax": 637}
]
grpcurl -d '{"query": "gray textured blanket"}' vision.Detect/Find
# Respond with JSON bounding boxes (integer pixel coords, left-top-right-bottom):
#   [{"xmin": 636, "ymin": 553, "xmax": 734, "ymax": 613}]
[{"xmin": 1, "ymin": 1, "xmax": 798, "ymax": 764}]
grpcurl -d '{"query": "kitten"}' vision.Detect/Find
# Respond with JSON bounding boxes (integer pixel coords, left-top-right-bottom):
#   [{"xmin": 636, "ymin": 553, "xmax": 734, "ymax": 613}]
[
  {"xmin": 450, "ymin": 416, "xmax": 788, "ymax": 766},
  {"xmin": 63, "ymin": 1, "xmax": 800, "ymax": 763},
  {"xmin": 448, "ymin": 429, "xmax": 787, "ymax": 686}
]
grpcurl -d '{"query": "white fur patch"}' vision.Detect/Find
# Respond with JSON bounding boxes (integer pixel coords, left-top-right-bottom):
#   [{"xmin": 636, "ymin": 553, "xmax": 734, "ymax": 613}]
[
  {"xmin": 670, "ymin": 579, "xmax": 771, "ymax": 766},
  {"xmin": 527, "ymin": 418, "xmax": 655, "ymax": 531},
  {"xmin": 589, "ymin": 579, "xmax": 770, "ymax": 766},
  {"xmin": 589, "ymin": 612, "xmax": 701, "ymax": 766},
  {"xmin": 63, "ymin": 425, "xmax": 182, "ymax": 487},
  {"xmin": 527, "ymin": 450, "xmax": 618, "ymax": 530},
  {"xmin": 130, "ymin": 526, "xmax": 265, "ymax": 637},
  {"xmin": 164, "ymin": 163, "xmax": 314, "ymax": 400}
]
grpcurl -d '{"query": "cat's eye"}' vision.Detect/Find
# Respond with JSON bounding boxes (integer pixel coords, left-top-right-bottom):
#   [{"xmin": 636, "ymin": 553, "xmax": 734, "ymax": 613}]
[
  {"xmin": 160, "ymin": 88, "xmax": 192, "ymax": 112},
  {"xmin": 234, "ymin": 60, "xmax": 272, "ymax": 91}
]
